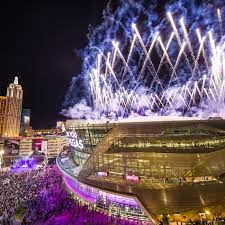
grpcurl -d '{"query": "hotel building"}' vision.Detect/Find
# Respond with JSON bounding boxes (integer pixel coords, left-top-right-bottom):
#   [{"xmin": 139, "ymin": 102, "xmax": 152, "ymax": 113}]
[
  {"xmin": 0, "ymin": 77, "xmax": 23, "ymax": 137},
  {"xmin": 0, "ymin": 96, "xmax": 6, "ymax": 136}
]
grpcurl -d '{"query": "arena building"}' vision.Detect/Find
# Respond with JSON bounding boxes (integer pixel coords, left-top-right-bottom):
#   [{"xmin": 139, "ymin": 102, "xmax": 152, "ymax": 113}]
[{"xmin": 57, "ymin": 117, "xmax": 225, "ymax": 223}]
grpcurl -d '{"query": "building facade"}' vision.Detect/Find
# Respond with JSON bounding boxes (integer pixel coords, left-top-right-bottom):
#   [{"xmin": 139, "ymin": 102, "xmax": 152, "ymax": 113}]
[
  {"xmin": 0, "ymin": 77, "xmax": 23, "ymax": 137},
  {"xmin": 57, "ymin": 118, "xmax": 225, "ymax": 223},
  {"xmin": 0, "ymin": 96, "xmax": 6, "ymax": 136},
  {"xmin": 19, "ymin": 138, "xmax": 33, "ymax": 156},
  {"xmin": 47, "ymin": 136, "xmax": 68, "ymax": 157},
  {"xmin": 1, "ymin": 135, "xmax": 68, "ymax": 157}
]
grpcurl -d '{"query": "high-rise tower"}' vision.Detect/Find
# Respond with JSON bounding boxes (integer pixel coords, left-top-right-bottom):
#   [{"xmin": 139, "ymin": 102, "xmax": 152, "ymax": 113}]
[
  {"xmin": 2, "ymin": 77, "xmax": 23, "ymax": 137},
  {"xmin": 0, "ymin": 96, "xmax": 6, "ymax": 136}
]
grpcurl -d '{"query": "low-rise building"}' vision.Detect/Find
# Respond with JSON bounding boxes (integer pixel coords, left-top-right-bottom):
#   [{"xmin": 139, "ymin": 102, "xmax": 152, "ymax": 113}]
[
  {"xmin": 19, "ymin": 138, "xmax": 33, "ymax": 156},
  {"xmin": 2, "ymin": 135, "xmax": 68, "ymax": 158},
  {"xmin": 47, "ymin": 136, "xmax": 68, "ymax": 157}
]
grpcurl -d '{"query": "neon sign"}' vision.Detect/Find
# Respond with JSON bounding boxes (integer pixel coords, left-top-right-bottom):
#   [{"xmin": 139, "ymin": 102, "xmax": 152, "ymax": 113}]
[
  {"xmin": 96, "ymin": 172, "xmax": 108, "ymax": 177},
  {"xmin": 66, "ymin": 131, "xmax": 84, "ymax": 149},
  {"xmin": 125, "ymin": 175, "xmax": 139, "ymax": 181}
]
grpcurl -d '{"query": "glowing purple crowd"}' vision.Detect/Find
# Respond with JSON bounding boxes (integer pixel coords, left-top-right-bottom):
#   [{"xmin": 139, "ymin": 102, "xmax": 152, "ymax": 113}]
[{"xmin": 0, "ymin": 165, "xmax": 147, "ymax": 225}]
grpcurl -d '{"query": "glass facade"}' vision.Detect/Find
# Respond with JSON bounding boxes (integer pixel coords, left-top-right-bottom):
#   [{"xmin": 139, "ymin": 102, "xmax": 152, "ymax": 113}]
[
  {"xmin": 66, "ymin": 122, "xmax": 113, "ymax": 165},
  {"xmin": 59, "ymin": 119, "xmax": 225, "ymax": 221}
]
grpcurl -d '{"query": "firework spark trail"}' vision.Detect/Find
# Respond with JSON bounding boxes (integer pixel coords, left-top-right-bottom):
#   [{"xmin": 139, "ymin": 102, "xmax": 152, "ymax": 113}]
[
  {"xmin": 121, "ymin": 34, "xmax": 137, "ymax": 82},
  {"xmin": 97, "ymin": 54, "xmax": 102, "ymax": 79},
  {"xmin": 210, "ymin": 79, "xmax": 219, "ymax": 98},
  {"xmin": 101, "ymin": 75, "xmax": 112, "ymax": 98},
  {"xmin": 156, "ymin": 32, "xmax": 175, "ymax": 74},
  {"xmin": 196, "ymin": 28, "xmax": 209, "ymax": 70},
  {"xmin": 204, "ymin": 88, "xmax": 211, "ymax": 102},
  {"xmin": 208, "ymin": 31, "xmax": 217, "ymax": 57},
  {"xmin": 181, "ymin": 82, "xmax": 190, "ymax": 107},
  {"xmin": 140, "ymin": 31, "xmax": 159, "ymax": 77},
  {"xmin": 104, "ymin": 52, "xmax": 111, "ymax": 76},
  {"xmin": 180, "ymin": 18, "xmax": 197, "ymax": 72},
  {"xmin": 210, "ymin": 56, "xmax": 220, "ymax": 94},
  {"xmin": 200, "ymin": 75, "xmax": 207, "ymax": 97},
  {"xmin": 193, "ymin": 36, "xmax": 206, "ymax": 74},
  {"xmin": 169, "ymin": 41, "xmax": 186, "ymax": 86},
  {"xmin": 219, "ymin": 80, "xmax": 225, "ymax": 106},
  {"xmin": 111, "ymin": 47, "xmax": 117, "ymax": 69},
  {"xmin": 164, "ymin": 91, "xmax": 173, "ymax": 107},
  {"xmin": 157, "ymin": 36, "xmax": 176, "ymax": 77},
  {"xmin": 180, "ymin": 18, "xmax": 203, "ymax": 80},
  {"xmin": 112, "ymin": 40, "xmax": 133, "ymax": 77},
  {"xmin": 131, "ymin": 23, "xmax": 159, "ymax": 85},
  {"xmin": 124, "ymin": 89, "xmax": 132, "ymax": 107},
  {"xmin": 209, "ymin": 88, "xmax": 216, "ymax": 102},
  {"xmin": 195, "ymin": 84, "xmax": 201, "ymax": 102},
  {"xmin": 167, "ymin": 12, "xmax": 193, "ymax": 75},
  {"xmin": 217, "ymin": 8, "xmax": 223, "ymax": 38},
  {"xmin": 179, "ymin": 94, "xmax": 188, "ymax": 109},
  {"xmin": 185, "ymin": 86, "xmax": 194, "ymax": 106},
  {"xmin": 105, "ymin": 58, "xmax": 119, "ymax": 85}
]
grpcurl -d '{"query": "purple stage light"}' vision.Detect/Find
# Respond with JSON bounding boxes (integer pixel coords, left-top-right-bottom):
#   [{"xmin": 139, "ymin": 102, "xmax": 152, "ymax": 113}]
[{"xmin": 11, "ymin": 157, "xmax": 38, "ymax": 173}]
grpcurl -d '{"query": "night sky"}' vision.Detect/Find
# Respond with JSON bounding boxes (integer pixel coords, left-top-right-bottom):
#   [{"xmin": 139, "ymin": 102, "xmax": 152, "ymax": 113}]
[{"xmin": 0, "ymin": 1, "xmax": 107, "ymax": 129}]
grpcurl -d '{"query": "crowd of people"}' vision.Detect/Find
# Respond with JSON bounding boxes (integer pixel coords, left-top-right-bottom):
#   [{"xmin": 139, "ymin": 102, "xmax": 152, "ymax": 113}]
[
  {"xmin": 0, "ymin": 165, "xmax": 148, "ymax": 225},
  {"xmin": 0, "ymin": 167, "xmax": 45, "ymax": 224},
  {"xmin": 185, "ymin": 218, "xmax": 225, "ymax": 225},
  {"xmin": 159, "ymin": 216, "xmax": 225, "ymax": 225},
  {"xmin": 1, "ymin": 164, "xmax": 225, "ymax": 225}
]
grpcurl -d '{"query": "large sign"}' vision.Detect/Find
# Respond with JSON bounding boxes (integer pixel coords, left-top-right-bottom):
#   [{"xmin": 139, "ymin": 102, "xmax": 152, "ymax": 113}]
[
  {"xmin": 32, "ymin": 139, "xmax": 48, "ymax": 155},
  {"xmin": 96, "ymin": 172, "xmax": 108, "ymax": 177},
  {"xmin": 32, "ymin": 139, "xmax": 42, "ymax": 153},
  {"xmin": 66, "ymin": 131, "xmax": 84, "ymax": 149},
  {"xmin": 125, "ymin": 174, "xmax": 140, "ymax": 181},
  {"xmin": 4, "ymin": 139, "xmax": 20, "ymax": 155}
]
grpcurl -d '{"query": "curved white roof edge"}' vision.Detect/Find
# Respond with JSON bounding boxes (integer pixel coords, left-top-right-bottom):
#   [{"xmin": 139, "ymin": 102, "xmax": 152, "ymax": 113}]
[
  {"xmin": 65, "ymin": 115, "xmax": 225, "ymax": 126},
  {"xmin": 117, "ymin": 115, "xmax": 203, "ymax": 123}
]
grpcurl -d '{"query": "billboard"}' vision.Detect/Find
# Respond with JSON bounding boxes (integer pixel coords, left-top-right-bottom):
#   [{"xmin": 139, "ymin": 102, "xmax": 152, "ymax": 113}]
[
  {"xmin": 32, "ymin": 139, "xmax": 48, "ymax": 155},
  {"xmin": 32, "ymin": 139, "xmax": 42, "ymax": 154},
  {"xmin": 125, "ymin": 174, "xmax": 140, "ymax": 182},
  {"xmin": 4, "ymin": 139, "xmax": 20, "ymax": 155}
]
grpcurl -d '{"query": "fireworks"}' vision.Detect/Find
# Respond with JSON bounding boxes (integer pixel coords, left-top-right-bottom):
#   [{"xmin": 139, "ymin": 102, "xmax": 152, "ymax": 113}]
[
  {"xmin": 64, "ymin": 1, "xmax": 225, "ymax": 120},
  {"xmin": 87, "ymin": 10, "xmax": 225, "ymax": 119}
]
